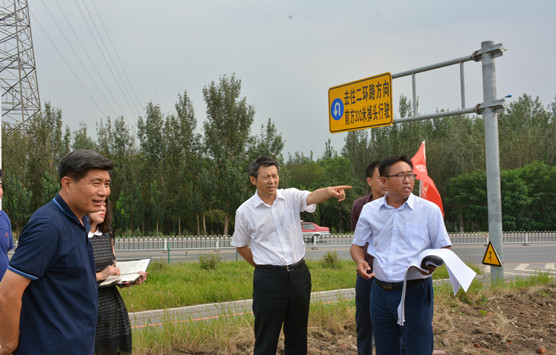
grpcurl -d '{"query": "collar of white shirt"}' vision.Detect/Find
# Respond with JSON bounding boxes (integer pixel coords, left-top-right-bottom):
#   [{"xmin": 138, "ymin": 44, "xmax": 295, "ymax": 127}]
[
  {"xmin": 380, "ymin": 192, "xmax": 416, "ymax": 211},
  {"xmin": 250, "ymin": 188, "xmax": 285, "ymax": 207}
]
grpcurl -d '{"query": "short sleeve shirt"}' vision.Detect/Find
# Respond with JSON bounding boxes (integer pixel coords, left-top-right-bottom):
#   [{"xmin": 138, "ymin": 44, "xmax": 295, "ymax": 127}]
[
  {"xmin": 350, "ymin": 193, "xmax": 373, "ymax": 232},
  {"xmin": 8, "ymin": 194, "xmax": 98, "ymax": 355},
  {"xmin": 0, "ymin": 210, "xmax": 13, "ymax": 280},
  {"xmin": 232, "ymin": 188, "xmax": 316, "ymax": 266},
  {"xmin": 353, "ymin": 193, "xmax": 452, "ymax": 282}
]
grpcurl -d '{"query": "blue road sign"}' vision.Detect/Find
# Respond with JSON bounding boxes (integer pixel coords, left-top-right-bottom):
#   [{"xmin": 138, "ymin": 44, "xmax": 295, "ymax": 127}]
[{"xmin": 330, "ymin": 98, "xmax": 344, "ymax": 121}]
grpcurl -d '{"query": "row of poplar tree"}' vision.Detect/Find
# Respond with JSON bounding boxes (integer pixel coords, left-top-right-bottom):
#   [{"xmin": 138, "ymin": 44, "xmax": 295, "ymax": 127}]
[{"xmin": 2, "ymin": 74, "xmax": 555, "ymax": 237}]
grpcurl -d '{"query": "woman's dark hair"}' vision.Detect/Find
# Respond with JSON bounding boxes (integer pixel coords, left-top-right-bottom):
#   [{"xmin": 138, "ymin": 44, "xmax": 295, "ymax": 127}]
[{"xmin": 97, "ymin": 199, "xmax": 113, "ymax": 234}]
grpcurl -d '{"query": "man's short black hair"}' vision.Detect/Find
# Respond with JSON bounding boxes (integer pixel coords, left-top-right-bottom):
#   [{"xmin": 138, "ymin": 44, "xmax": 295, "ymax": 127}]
[
  {"xmin": 58, "ymin": 150, "xmax": 114, "ymax": 182},
  {"xmin": 365, "ymin": 160, "xmax": 382, "ymax": 179},
  {"xmin": 378, "ymin": 154, "xmax": 413, "ymax": 177},
  {"xmin": 248, "ymin": 155, "xmax": 279, "ymax": 178}
]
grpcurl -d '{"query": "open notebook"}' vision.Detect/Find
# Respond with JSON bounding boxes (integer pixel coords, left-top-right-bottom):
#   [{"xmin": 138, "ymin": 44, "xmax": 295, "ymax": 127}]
[{"xmin": 99, "ymin": 258, "xmax": 150, "ymax": 287}]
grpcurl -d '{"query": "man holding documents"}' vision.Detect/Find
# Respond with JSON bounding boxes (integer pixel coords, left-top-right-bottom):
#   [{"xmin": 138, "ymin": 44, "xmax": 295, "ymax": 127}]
[
  {"xmin": 352, "ymin": 154, "xmax": 451, "ymax": 355},
  {"xmin": 0, "ymin": 150, "xmax": 113, "ymax": 355}
]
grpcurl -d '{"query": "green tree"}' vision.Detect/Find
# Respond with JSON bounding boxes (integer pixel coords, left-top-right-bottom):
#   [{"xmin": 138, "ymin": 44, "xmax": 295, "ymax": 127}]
[
  {"xmin": 2, "ymin": 176, "xmax": 32, "ymax": 234},
  {"xmin": 316, "ymin": 156, "xmax": 357, "ymax": 233},
  {"xmin": 160, "ymin": 91, "xmax": 201, "ymax": 234},
  {"xmin": 202, "ymin": 74, "xmax": 256, "ymax": 235},
  {"xmin": 247, "ymin": 118, "xmax": 284, "ymax": 162},
  {"xmin": 2, "ymin": 125, "xmax": 31, "ymax": 231},
  {"xmin": 72, "ymin": 122, "xmax": 96, "ymax": 150},
  {"xmin": 445, "ymin": 170, "xmax": 488, "ymax": 231},
  {"xmin": 25, "ymin": 103, "xmax": 70, "ymax": 210},
  {"xmin": 513, "ymin": 161, "xmax": 556, "ymax": 230},
  {"xmin": 96, "ymin": 115, "xmax": 138, "ymax": 231},
  {"xmin": 137, "ymin": 102, "xmax": 166, "ymax": 232},
  {"xmin": 499, "ymin": 94, "xmax": 555, "ymax": 168},
  {"xmin": 445, "ymin": 162, "xmax": 555, "ymax": 232}
]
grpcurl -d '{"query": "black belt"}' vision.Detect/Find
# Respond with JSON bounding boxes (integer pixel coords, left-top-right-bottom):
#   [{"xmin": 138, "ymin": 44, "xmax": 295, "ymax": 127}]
[
  {"xmin": 374, "ymin": 278, "xmax": 427, "ymax": 291},
  {"xmin": 256, "ymin": 259, "xmax": 306, "ymax": 272}
]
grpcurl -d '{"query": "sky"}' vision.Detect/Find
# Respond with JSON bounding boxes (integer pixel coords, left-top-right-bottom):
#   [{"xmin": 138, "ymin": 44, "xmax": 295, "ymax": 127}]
[{"xmin": 22, "ymin": 0, "xmax": 556, "ymax": 158}]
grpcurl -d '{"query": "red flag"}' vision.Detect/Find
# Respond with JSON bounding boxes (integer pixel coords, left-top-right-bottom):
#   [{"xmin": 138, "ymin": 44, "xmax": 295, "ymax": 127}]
[{"xmin": 411, "ymin": 141, "xmax": 444, "ymax": 216}]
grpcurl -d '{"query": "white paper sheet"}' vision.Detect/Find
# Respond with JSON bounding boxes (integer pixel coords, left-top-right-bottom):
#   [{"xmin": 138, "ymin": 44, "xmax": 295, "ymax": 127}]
[
  {"xmin": 397, "ymin": 249, "xmax": 476, "ymax": 325},
  {"xmin": 99, "ymin": 258, "xmax": 150, "ymax": 287}
]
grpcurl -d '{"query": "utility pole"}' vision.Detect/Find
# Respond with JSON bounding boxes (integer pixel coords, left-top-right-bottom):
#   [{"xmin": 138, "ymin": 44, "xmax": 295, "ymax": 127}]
[{"xmin": 476, "ymin": 40, "xmax": 505, "ymax": 282}]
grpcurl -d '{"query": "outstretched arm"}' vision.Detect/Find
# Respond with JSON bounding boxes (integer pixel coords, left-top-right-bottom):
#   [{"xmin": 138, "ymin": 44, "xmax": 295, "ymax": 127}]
[{"xmin": 307, "ymin": 185, "xmax": 352, "ymax": 205}]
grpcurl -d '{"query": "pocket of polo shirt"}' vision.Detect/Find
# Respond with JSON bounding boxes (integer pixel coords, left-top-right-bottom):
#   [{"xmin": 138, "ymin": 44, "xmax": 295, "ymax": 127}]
[{"xmin": 405, "ymin": 223, "xmax": 429, "ymax": 249}]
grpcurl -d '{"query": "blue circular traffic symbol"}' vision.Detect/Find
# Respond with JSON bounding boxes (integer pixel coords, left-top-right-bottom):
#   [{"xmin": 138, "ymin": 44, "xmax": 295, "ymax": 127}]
[{"xmin": 330, "ymin": 98, "xmax": 344, "ymax": 121}]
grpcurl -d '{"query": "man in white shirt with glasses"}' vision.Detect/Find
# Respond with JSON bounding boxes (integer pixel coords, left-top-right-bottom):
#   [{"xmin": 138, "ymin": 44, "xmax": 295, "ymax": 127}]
[{"xmin": 352, "ymin": 154, "xmax": 451, "ymax": 355}]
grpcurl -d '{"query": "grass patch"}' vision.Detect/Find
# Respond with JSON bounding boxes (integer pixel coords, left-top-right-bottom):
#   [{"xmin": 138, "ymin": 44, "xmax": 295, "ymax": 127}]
[
  {"xmin": 121, "ymin": 255, "xmax": 466, "ymax": 312},
  {"xmin": 133, "ymin": 312, "xmax": 255, "ymax": 354}
]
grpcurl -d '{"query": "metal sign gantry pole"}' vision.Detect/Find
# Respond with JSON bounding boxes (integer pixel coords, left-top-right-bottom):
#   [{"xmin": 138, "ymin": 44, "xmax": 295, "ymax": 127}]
[
  {"xmin": 478, "ymin": 41, "xmax": 505, "ymax": 282},
  {"xmin": 390, "ymin": 40, "xmax": 506, "ymax": 282}
]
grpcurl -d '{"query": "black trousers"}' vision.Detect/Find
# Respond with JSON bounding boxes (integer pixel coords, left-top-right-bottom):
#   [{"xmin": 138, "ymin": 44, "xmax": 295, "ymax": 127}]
[{"xmin": 252, "ymin": 262, "xmax": 312, "ymax": 355}]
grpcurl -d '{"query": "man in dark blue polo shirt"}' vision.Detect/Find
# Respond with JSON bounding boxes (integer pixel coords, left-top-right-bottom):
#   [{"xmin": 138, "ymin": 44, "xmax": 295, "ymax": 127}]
[
  {"xmin": 0, "ymin": 150, "xmax": 113, "ymax": 355},
  {"xmin": 0, "ymin": 169, "xmax": 14, "ymax": 281}
]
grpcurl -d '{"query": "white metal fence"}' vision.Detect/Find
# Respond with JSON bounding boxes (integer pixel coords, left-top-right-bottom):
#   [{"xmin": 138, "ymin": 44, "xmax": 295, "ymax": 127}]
[
  {"xmin": 112, "ymin": 231, "xmax": 556, "ymax": 252},
  {"xmin": 9, "ymin": 231, "xmax": 556, "ymax": 255}
]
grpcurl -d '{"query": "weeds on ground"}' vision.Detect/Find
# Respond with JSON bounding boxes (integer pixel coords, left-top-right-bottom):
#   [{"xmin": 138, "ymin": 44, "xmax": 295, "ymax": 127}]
[
  {"xmin": 199, "ymin": 253, "xmax": 222, "ymax": 270},
  {"xmin": 321, "ymin": 251, "xmax": 340, "ymax": 268},
  {"xmin": 133, "ymin": 312, "xmax": 255, "ymax": 354}
]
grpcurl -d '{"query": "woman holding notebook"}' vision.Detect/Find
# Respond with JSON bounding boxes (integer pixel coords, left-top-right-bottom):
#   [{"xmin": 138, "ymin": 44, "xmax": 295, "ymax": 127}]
[{"xmin": 89, "ymin": 200, "xmax": 147, "ymax": 355}]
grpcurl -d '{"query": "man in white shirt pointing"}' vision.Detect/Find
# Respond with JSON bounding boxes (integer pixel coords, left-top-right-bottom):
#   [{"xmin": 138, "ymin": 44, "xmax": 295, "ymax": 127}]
[{"xmin": 232, "ymin": 155, "xmax": 351, "ymax": 355}]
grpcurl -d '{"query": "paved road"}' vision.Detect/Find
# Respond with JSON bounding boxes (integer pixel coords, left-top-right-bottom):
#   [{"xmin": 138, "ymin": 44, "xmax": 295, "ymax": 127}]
[
  {"xmin": 127, "ymin": 243, "xmax": 555, "ymax": 329},
  {"xmin": 117, "ymin": 243, "xmax": 556, "ymax": 274}
]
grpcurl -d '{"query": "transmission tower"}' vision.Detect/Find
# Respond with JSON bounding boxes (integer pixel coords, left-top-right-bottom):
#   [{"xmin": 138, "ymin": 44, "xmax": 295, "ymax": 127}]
[{"xmin": 0, "ymin": 0, "xmax": 41, "ymax": 131}]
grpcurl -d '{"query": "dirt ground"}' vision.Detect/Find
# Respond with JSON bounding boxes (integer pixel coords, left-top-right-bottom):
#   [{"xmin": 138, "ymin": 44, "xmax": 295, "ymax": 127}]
[
  {"xmin": 303, "ymin": 282, "xmax": 556, "ymax": 355},
  {"xmin": 168, "ymin": 280, "xmax": 555, "ymax": 355},
  {"xmin": 431, "ymin": 281, "xmax": 555, "ymax": 355}
]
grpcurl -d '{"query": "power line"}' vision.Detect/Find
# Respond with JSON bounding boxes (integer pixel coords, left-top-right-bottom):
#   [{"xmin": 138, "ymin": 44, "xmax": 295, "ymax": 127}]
[
  {"xmin": 42, "ymin": 2, "xmax": 121, "ymax": 115},
  {"xmin": 30, "ymin": 13, "xmax": 106, "ymax": 117},
  {"xmin": 75, "ymin": 0, "xmax": 139, "ymax": 116},
  {"xmin": 53, "ymin": 0, "xmax": 127, "ymax": 116},
  {"xmin": 88, "ymin": 0, "xmax": 143, "ymax": 111},
  {"xmin": 81, "ymin": 0, "xmax": 139, "ymax": 114}
]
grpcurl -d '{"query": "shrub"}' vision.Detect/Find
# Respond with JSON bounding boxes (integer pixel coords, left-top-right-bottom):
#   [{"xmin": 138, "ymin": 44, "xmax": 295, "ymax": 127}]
[
  {"xmin": 199, "ymin": 253, "xmax": 222, "ymax": 270},
  {"xmin": 321, "ymin": 251, "xmax": 339, "ymax": 268}
]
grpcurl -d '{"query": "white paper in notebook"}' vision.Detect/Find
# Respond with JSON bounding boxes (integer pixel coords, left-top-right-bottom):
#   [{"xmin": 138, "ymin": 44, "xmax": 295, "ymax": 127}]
[
  {"xmin": 99, "ymin": 258, "xmax": 150, "ymax": 287},
  {"xmin": 397, "ymin": 249, "xmax": 476, "ymax": 325}
]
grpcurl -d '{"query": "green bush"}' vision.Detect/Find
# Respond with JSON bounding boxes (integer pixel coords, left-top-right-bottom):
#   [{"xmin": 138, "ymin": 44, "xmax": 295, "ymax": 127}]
[
  {"xmin": 321, "ymin": 251, "xmax": 339, "ymax": 268},
  {"xmin": 199, "ymin": 253, "xmax": 222, "ymax": 270}
]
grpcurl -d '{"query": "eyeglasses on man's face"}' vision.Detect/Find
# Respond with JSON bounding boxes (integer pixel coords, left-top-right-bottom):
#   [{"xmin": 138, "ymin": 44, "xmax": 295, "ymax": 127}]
[{"xmin": 384, "ymin": 173, "xmax": 417, "ymax": 181}]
